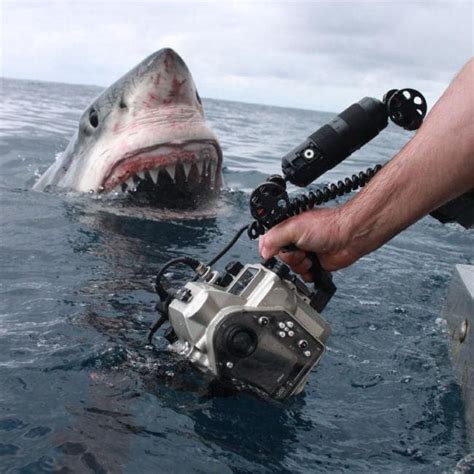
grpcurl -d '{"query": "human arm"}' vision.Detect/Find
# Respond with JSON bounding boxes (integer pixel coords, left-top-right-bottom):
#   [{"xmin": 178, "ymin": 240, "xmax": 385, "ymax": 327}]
[{"xmin": 259, "ymin": 58, "xmax": 474, "ymax": 281}]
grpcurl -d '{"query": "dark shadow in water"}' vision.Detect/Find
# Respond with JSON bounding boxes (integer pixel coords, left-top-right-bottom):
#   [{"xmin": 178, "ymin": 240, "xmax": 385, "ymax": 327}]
[
  {"xmin": 42, "ymin": 195, "xmax": 284, "ymax": 472},
  {"xmin": 62, "ymin": 198, "xmax": 222, "ymax": 254},
  {"xmin": 153, "ymin": 378, "xmax": 313, "ymax": 471}
]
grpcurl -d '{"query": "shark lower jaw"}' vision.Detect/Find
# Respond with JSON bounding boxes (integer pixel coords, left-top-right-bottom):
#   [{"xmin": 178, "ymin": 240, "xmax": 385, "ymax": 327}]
[{"xmin": 101, "ymin": 140, "xmax": 223, "ymax": 198}]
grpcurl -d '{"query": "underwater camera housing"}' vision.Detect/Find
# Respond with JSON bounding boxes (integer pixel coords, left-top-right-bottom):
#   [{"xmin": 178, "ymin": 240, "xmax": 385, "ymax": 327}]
[{"xmin": 163, "ymin": 258, "xmax": 330, "ymax": 401}]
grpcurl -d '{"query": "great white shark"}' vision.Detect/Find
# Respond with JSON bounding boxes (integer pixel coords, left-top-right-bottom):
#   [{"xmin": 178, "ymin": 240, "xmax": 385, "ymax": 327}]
[{"xmin": 34, "ymin": 48, "xmax": 223, "ymax": 206}]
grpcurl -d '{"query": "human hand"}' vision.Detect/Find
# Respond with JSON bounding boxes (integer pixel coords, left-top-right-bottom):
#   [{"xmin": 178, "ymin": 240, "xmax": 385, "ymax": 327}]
[{"xmin": 258, "ymin": 207, "xmax": 360, "ymax": 281}]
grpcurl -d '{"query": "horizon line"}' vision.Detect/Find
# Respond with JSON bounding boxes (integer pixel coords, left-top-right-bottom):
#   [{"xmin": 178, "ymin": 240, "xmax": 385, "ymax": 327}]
[{"xmin": 0, "ymin": 75, "xmax": 336, "ymax": 115}]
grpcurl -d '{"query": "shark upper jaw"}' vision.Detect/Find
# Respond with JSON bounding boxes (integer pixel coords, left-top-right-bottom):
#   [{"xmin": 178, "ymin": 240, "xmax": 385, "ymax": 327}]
[{"xmin": 101, "ymin": 139, "xmax": 223, "ymax": 195}]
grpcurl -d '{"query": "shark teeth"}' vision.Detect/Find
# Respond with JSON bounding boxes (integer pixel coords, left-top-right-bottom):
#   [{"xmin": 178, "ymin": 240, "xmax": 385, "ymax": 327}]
[
  {"xmin": 197, "ymin": 160, "xmax": 205, "ymax": 176},
  {"xmin": 113, "ymin": 159, "xmax": 218, "ymax": 194},
  {"xmin": 165, "ymin": 165, "xmax": 176, "ymax": 180},
  {"xmin": 182, "ymin": 162, "xmax": 192, "ymax": 180},
  {"xmin": 148, "ymin": 168, "xmax": 159, "ymax": 184}
]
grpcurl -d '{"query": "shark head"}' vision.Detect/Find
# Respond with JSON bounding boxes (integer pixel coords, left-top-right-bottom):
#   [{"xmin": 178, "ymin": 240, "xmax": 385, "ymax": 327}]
[{"xmin": 34, "ymin": 48, "xmax": 223, "ymax": 206}]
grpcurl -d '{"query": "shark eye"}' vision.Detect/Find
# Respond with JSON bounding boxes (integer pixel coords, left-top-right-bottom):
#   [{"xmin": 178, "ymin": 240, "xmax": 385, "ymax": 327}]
[
  {"xmin": 196, "ymin": 91, "xmax": 202, "ymax": 105},
  {"xmin": 89, "ymin": 108, "xmax": 99, "ymax": 128}
]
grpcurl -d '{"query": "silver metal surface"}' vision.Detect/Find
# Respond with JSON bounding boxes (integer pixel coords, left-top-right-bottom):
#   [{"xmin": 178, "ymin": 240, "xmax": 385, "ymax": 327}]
[
  {"xmin": 167, "ymin": 262, "xmax": 331, "ymax": 398},
  {"xmin": 443, "ymin": 264, "xmax": 474, "ymax": 446}
]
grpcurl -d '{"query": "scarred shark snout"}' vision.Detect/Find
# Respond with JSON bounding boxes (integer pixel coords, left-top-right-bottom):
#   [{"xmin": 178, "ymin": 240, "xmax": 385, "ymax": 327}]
[{"xmin": 123, "ymin": 48, "xmax": 202, "ymax": 112}]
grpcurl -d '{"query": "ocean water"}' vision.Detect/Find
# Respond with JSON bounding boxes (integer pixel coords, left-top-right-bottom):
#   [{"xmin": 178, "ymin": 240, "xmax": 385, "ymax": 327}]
[{"xmin": 0, "ymin": 77, "xmax": 472, "ymax": 473}]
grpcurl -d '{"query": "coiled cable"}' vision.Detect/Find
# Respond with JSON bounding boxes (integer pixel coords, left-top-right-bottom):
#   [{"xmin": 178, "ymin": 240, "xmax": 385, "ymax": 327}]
[{"xmin": 248, "ymin": 164, "xmax": 382, "ymax": 239}]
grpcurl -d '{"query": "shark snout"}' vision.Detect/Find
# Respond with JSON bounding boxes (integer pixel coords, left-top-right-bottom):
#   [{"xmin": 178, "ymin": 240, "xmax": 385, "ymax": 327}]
[
  {"xmin": 129, "ymin": 48, "xmax": 201, "ymax": 110},
  {"xmin": 159, "ymin": 48, "xmax": 187, "ymax": 71}
]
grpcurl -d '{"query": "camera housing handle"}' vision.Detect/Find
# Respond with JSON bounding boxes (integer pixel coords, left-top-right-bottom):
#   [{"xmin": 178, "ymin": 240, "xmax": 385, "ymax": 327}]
[{"xmin": 281, "ymin": 246, "xmax": 336, "ymax": 312}]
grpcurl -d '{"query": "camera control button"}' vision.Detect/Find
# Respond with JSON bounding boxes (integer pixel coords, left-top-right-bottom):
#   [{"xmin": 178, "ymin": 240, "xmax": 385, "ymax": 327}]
[
  {"xmin": 278, "ymin": 322, "xmax": 285, "ymax": 329},
  {"xmin": 278, "ymin": 331, "xmax": 286, "ymax": 338},
  {"xmin": 286, "ymin": 321, "xmax": 294, "ymax": 328},
  {"xmin": 258, "ymin": 316, "xmax": 269, "ymax": 326},
  {"xmin": 176, "ymin": 288, "xmax": 192, "ymax": 302},
  {"xmin": 298, "ymin": 339, "xmax": 308, "ymax": 349},
  {"xmin": 225, "ymin": 261, "xmax": 244, "ymax": 276},
  {"xmin": 303, "ymin": 148, "xmax": 315, "ymax": 160},
  {"xmin": 288, "ymin": 331, "xmax": 294, "ymax": 337}
]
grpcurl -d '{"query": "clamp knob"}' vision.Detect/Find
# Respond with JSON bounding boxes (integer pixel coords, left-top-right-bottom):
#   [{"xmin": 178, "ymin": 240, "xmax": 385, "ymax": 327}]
[{"xmin": 385, "ymin": 88, "xmax": 427, "ymax": 131}]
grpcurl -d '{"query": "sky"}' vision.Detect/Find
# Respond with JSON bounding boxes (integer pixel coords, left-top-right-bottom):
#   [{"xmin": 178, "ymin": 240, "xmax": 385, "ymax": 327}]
[{"xmin": 0, "ymin": 0, "xmax": 472, "ymax": 111}]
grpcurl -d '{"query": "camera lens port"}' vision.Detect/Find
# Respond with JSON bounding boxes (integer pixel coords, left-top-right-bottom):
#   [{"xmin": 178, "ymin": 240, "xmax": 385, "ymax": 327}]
[{"xmin": 226, "ymin": 326, "xmax": 258, "ymax": 358}]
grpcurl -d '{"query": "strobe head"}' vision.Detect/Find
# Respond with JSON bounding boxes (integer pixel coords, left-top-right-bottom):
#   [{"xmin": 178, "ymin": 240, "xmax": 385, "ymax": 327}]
[
  {"xmin": 281, "ymin": 96, "xmax": 388, "ymax": 187},
  {"xmin": 281, "ymin": 89, "xmax": 427, "ymax": 187}
]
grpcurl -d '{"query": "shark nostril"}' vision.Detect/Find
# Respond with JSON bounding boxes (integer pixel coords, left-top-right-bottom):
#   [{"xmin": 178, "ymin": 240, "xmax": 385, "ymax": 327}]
[
  {"xmin": 89, "ymin": 108, "xmax": 99, "ymax": 128},
  {"xmin": 119, "ymin": 100, "xmax": 127, "ymax": 109}
]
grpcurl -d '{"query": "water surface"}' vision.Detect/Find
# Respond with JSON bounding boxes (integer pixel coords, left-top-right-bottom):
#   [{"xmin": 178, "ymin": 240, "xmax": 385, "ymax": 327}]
[{"xmin": 0, "ymin": 77, "xmax": 472, "ymax": 473}]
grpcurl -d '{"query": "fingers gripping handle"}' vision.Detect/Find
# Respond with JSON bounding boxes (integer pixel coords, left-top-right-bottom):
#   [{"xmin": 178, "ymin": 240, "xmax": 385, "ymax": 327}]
[{"xmin": 282, "ymin": 245, "xmax": 337, "ymax": 312}]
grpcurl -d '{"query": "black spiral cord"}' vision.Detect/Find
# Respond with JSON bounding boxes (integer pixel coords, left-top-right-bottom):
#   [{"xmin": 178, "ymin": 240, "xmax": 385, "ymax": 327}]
[{"xmin": 247, "ymin": 164, "xmax": 383, "ymax": 239}]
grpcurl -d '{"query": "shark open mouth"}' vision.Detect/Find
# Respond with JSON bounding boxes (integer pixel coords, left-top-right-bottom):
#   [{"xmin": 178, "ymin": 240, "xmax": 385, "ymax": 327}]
[{"xmin": 102, "ymin": 140, "xmax": 222, "ymax": 207}]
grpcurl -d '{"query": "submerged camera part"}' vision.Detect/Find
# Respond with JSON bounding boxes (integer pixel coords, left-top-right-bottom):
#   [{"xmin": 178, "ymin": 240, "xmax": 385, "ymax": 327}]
[{"xmin": 152, "ymin": 257, "xmax": 331, "ymax": 401}]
